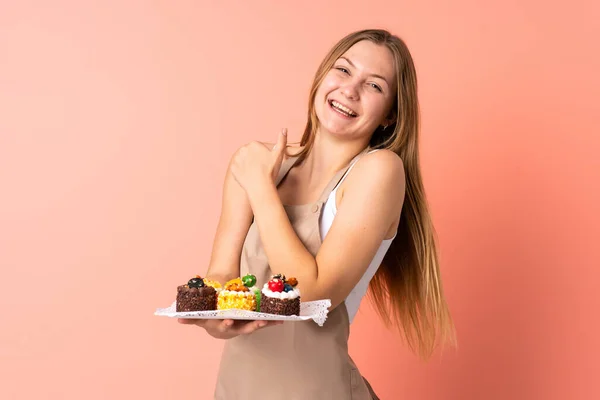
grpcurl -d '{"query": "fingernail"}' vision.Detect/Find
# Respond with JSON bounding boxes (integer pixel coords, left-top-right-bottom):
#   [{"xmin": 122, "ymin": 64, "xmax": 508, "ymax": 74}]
[{"xmin": 282, "ymin": 128, "xmax": 287, "ymax": 136}]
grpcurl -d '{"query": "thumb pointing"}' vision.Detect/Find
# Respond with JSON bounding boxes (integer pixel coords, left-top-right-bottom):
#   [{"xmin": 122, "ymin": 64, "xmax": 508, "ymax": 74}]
[{"xmin": 275, "ymin": 128, "xmax": 287, "ymax": 152}]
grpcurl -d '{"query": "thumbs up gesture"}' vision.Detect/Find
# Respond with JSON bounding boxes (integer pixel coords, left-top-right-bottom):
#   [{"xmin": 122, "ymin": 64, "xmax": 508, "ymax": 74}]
[{"xmin": 231, "ymin": 129, "xmax": 288, "ymax": 194}]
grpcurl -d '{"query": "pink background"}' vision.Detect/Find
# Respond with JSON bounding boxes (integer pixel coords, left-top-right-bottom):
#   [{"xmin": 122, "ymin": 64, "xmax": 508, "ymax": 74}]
[{"xmin": 1, "ymin": 1, "xmax": 598, "ymax": 399}]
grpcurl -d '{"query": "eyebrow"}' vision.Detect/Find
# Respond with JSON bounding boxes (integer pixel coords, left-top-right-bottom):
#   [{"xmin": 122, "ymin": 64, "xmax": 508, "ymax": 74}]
[{"xmin": 339, "ymin": 56, "xmax": 390, "ymax": 86}]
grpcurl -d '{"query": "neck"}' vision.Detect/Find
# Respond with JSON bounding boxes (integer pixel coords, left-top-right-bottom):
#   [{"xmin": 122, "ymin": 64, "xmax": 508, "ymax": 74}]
[{"xmin": 303, "ymin": 127, "xmax": 370, "ymax": 177}]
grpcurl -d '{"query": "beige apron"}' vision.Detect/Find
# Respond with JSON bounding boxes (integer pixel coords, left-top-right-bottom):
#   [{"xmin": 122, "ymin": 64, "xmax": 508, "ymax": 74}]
[{"xmin": 215, "ymin": 148, "xmax": 379, "ymax": 400}]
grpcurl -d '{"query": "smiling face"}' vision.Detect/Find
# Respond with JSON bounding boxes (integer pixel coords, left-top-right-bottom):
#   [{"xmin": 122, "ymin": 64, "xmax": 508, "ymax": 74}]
[{"xmin": 314, "ymin": 40, "xmax": 397, "ymax": 142}]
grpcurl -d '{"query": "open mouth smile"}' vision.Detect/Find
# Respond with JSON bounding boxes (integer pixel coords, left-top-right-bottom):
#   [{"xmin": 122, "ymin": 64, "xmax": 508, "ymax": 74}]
[{"xmin": 328, "ymin": 99, "xmax": 358, "ymax": 118}]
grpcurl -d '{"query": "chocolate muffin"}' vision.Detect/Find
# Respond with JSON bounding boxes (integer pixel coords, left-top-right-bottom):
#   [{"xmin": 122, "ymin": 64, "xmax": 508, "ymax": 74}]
[{"xmin": 176, "ymin": 276, "xmax": 219, "ymax": 312}]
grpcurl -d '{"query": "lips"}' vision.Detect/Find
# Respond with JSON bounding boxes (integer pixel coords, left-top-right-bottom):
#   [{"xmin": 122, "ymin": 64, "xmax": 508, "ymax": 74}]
[{"xmin": 328, "ymin": 99, "xmax": 358, "ymax": 118}]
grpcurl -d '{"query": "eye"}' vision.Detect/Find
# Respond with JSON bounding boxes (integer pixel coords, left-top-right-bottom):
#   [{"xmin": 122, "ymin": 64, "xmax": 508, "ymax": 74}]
[
  {"xmin": 335, "ymin": 67, "xmax": 350, "ymax": 75},
  {"xmin": 369, "ymin": 83, "xmax": 383, "ymax": 92}
]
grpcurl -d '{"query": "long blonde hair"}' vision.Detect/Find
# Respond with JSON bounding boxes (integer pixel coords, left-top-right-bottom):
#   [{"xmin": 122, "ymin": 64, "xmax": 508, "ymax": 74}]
[{"xmin": 297, "ymin": 29, "xmax": 456, "ymax": 359}]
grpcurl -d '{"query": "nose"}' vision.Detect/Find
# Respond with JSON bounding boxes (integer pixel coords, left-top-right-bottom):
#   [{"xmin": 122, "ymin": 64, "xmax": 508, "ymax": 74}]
[{"xmin": 341, "ymin": 81, "xmax": 359, "ymax": 101}]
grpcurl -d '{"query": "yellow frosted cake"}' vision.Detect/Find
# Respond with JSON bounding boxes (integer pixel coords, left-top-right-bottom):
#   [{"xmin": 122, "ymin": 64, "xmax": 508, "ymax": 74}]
[{"xmin": 217, "ymin": 274, "xmax": 260, "ymax": 311}]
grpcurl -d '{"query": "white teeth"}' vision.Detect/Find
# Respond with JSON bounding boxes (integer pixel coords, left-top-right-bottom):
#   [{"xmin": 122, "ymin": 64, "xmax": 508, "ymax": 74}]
[{"xmin": 331, "ymin": 100, "xmax": 357, "ymax": 117}]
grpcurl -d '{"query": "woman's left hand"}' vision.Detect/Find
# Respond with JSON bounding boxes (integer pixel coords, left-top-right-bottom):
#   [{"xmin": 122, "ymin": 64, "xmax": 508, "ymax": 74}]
[{"xmin": 230, "ymin": 129, "xmax": 287, "ymax": 194}]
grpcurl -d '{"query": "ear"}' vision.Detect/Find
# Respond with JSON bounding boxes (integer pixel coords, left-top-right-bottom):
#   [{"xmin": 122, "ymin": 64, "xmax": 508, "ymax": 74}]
[{"xmin": 384, "ymin": 109, "xmax": 397, "ymax": 127}]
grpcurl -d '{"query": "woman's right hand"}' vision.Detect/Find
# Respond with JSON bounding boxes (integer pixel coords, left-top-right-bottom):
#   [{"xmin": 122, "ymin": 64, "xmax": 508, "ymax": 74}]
[{"xmin": 178, "ymin": 318, "xmax": 283, "ymax": 340}]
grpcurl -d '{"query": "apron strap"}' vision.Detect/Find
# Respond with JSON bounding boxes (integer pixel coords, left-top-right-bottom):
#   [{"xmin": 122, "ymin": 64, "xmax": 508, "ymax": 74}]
[
  {"xmin": 275, "ymin": 154, "xmax": 300, "ymax": 187},
  {"xmin": 315, "ymin": 147, "xmax": 371, "ymax": 204}
]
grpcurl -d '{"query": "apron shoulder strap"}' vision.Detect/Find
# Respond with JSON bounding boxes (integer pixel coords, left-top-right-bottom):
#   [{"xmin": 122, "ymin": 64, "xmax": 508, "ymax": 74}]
[
  {"xmin": 275, "ymin": 154, "xmax": 300, "ymax": 187},
  {"xmin": 315, "ymin": 147, "xmax": 372, "ymax": 204}
]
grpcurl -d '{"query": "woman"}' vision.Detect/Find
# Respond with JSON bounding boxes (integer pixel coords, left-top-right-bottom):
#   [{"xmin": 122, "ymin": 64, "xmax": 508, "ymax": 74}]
[{"xmin": 179, "ymin": 29, "xmax": 455, "ymax": 399}]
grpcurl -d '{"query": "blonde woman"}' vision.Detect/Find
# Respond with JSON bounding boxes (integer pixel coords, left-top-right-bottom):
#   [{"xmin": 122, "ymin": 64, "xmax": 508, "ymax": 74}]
[{"xmin": 179, "ymin": 29, "xmax": 456, "ymax": 399}]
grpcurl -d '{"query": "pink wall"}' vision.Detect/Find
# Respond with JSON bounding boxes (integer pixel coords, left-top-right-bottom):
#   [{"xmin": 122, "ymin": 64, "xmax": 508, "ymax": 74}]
[{"xmin": 1, "ymin": 1, "xmax": 598, "ymax": 399}]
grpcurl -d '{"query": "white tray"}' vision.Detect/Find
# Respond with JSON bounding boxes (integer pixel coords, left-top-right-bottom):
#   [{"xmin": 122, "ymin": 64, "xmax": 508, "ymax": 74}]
[{"xmin": 154, "ymin": 299, "xmax": 331, "ymax": 326}]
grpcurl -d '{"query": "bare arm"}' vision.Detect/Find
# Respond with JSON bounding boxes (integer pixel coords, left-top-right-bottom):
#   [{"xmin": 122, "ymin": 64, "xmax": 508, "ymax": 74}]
[
  {"xmin": 246, "ymin": 149, "xmax": 405, "ymax": 308},
  {"xmin": 179, "ymin": 151, "xmax": 283, "ymax": 338},
  {"xmin": 204, "ymin": 154, "xmax": 254, "ymax": 284}
]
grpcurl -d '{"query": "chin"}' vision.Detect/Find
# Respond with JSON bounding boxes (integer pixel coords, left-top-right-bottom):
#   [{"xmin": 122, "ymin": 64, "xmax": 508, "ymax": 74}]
[{"xmin": 320, "ymin": 125, "xmax": 358, "ymax": 141}]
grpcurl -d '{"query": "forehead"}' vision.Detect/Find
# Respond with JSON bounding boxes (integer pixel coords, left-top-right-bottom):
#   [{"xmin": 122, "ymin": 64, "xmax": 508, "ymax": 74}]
[{"xmin": 339, "ymin": 40, "xmax": 396, "ymax": 82}]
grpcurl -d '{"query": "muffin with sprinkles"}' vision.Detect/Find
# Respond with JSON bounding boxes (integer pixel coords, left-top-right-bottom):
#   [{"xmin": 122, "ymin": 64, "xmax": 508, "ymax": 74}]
[
  {"xmin": 260, "ymin": 274, "xmax": 301, "ymax": 316},
  {"xmin": 176, "ymin": 275, "xmax": 221, "ymax": 312},
  {"xmin": 217, "ymin": 274, "xmax": 260, "ymax": 311}
]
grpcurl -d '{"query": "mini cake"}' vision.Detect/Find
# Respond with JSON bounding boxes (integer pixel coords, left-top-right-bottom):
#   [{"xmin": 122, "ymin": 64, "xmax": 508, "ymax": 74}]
[
  {"xmin": 176, "ymin": 275, "xmax": 221, "ymax": 312},
  {"xmin": 217, "ymin": 274, "xmax": 260, "ymax": 311},
  {"xmin": 260, "ymin": 274, "xmax": 301, "ymax": 316}
]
